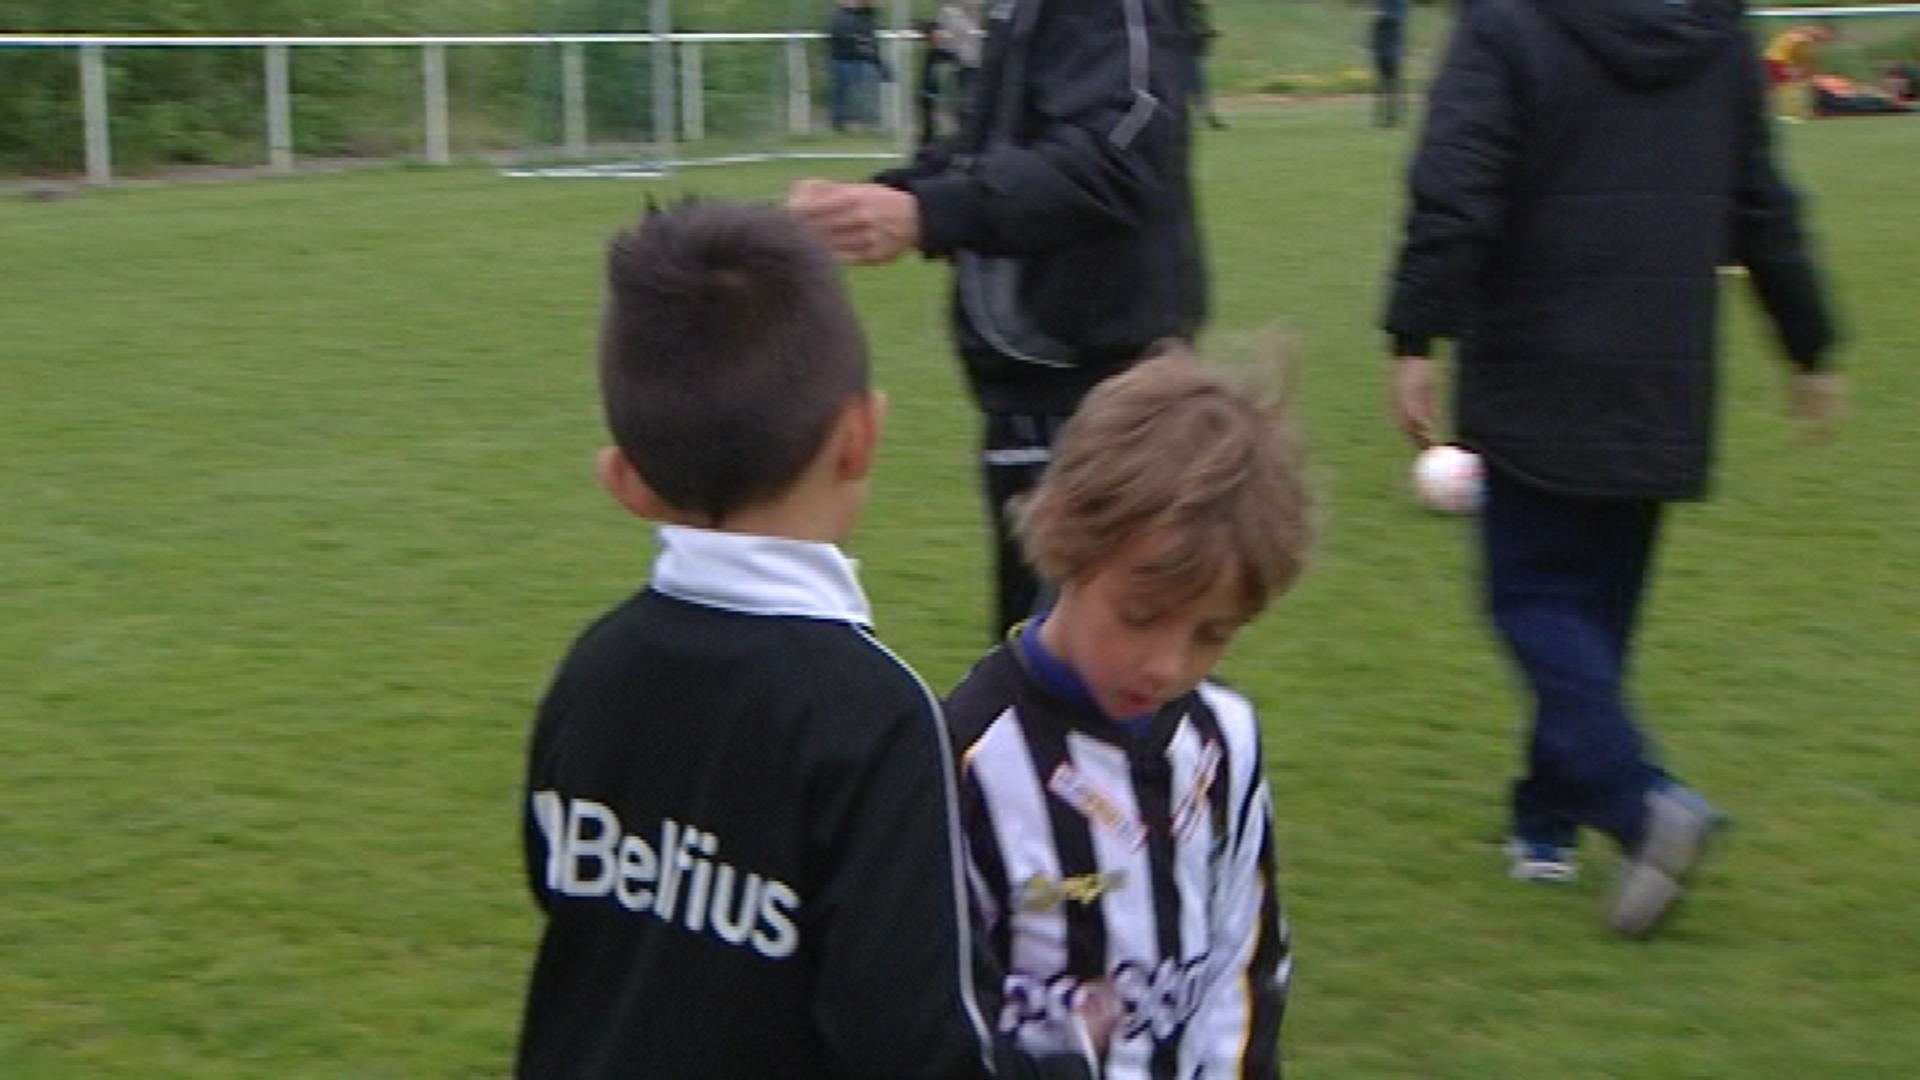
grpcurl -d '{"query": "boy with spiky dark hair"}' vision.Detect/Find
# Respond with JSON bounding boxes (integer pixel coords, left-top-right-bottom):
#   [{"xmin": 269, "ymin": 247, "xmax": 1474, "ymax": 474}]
[{"xmin": 516, "ymin": 199, "xmax": 1103, "ymax": 1079}]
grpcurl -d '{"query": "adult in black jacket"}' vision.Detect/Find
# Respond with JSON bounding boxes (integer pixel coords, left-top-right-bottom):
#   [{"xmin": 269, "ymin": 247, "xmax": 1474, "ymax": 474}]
[
  {"xmin": 789, "ymin": 0, "xmax": 1205, "ymax": 638},
  {"xmin": 1382, "ymin": 0, "xmax": 1843, "ymax": 937}
]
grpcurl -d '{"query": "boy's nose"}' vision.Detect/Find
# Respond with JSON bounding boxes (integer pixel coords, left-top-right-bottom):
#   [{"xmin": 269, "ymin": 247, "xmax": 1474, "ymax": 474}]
[{"xmin": 1137, "ymin": 640, "xmax": 1187, "ymax": 692}]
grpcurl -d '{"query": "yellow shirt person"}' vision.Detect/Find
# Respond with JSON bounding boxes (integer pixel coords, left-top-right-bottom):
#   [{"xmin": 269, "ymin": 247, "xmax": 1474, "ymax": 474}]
[{"xmin": 1764, "ymin": 24, "xmax": 1834, "ymax": 119}]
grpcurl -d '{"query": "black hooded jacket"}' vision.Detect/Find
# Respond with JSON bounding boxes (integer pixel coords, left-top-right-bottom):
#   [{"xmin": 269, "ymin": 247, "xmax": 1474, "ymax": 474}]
[{"xmin": 1384, "ymin": 0, "xmax": 1836, "ymax": 500}]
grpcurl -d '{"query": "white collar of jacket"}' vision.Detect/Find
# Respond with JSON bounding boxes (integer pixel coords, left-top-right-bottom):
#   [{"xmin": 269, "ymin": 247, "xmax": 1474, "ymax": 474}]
[{"xmin": 650, "ymin": 524, "xmax": 872, "ymax": 626}]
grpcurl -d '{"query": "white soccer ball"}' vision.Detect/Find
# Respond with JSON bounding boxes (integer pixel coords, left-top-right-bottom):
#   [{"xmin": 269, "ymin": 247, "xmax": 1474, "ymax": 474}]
[{"xmin": 1411, "ymin": 444, "xmax": 1484, "ymax": 515}]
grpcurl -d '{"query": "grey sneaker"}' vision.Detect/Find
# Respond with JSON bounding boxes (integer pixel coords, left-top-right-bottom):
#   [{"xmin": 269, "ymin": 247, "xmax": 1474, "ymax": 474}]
[
  {"xmin": 1607, "ymin": 785, "xmax": 1726, "ymax": 938},
  {"xmin": 1504, "ymin": 838, "xmax": 1579, "ymax": 884}
]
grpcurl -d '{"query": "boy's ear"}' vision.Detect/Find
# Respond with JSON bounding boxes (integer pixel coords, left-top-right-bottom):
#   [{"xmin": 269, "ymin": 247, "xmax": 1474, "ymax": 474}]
[
  {"xmin": 596, "ymin": 445, "xmax": 671, "ymax": 520},
  {"xmin": 835, "ymin": 389, "xmax": 887, "ymax": 482}
]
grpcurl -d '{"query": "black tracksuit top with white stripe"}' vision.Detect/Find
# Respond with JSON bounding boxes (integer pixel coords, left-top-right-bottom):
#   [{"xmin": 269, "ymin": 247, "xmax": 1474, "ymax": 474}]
[
  {"xmin": 517, "ymin": 526, "xmax": 1092, "ymax": 1080},
  {"xmin": 948, "ymin": 639, "xmax": 1291, "ymax": 1079}
]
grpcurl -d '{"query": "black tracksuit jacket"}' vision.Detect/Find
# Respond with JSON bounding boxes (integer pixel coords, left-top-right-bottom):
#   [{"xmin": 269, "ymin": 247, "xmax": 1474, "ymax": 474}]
[
  {"xmin": 516, "ymin": 526, "xmax": 1092, "ymax": 1079},
  {"xmin": 883, "ymin": 0, "xmax": 1206, "ymax": 416}
]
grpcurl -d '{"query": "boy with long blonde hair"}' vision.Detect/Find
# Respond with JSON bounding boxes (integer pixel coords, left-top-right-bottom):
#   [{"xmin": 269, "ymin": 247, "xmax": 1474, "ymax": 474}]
[{"xmin": 946, "ymin": 346, "xmax": 1314, "ymax": 1078}]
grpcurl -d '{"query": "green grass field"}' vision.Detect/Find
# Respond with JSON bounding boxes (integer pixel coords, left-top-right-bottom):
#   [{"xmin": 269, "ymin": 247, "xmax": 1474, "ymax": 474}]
[{"xmin": 2, "ymin": 98, "xmax": 1916, "ymax": 1078}]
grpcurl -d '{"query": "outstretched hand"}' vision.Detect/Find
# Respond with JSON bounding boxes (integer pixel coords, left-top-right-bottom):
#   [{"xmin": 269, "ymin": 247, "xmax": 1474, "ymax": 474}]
[{"xmin": 786, "ymin": 179, "xmax": 921, "ymax": 265}]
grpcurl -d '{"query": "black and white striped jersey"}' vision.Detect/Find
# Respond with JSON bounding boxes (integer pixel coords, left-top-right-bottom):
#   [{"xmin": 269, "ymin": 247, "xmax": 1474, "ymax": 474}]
[{"xmin": 947, "ymin": 639, "xmax": 1291, "ymax": 1080}]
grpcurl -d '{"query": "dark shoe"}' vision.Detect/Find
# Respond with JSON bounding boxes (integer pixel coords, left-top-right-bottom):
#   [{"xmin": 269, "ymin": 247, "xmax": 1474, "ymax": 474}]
[{"xmin": 1607, "ymin": 785, "xmax": 1727, "ymax": 938}]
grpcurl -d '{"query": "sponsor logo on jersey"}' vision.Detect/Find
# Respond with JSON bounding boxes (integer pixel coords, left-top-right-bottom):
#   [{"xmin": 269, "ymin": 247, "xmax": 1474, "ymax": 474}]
[
  {"xmin": 1047, "ymin": 762, "xmax": 1148, "ymax": 850},
  {"xmin": 1001, "ymin": 953, "xmax": 1211, "ymax": 1045},
  {"xmin": 1046, "ymin": 741, "xmax": 1222, "ymax": 850},
  {"xmin": 1018, "ymin": 869, "xmax": 1128, "ymax": 911},
  {"xmin": 530, "ymin": 792, "xmax": 800, "ymax": 959},
  {"xmin": 1169, "ymin": 739, "xmax": 1222, "ymax": 842}
]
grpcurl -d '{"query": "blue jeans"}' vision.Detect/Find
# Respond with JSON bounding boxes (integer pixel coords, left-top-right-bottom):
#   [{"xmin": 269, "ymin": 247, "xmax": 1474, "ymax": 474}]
[
  {"xmin": 1480, "ymin": 464, "xmax": 1667, "ymax": 851},
  {"xmin": 831, "ymin": 59, "xmax": 871, "ymax": 130}
]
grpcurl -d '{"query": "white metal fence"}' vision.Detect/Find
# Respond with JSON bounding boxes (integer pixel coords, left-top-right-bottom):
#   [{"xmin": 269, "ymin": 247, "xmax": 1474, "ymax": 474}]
[
  {"xmin": 5, "ymin": 7, "xmax": 1905, "ymax": 185},
  {"xmin": 0, "ymin": 32, "xmax": 918, "ymax": 185}
]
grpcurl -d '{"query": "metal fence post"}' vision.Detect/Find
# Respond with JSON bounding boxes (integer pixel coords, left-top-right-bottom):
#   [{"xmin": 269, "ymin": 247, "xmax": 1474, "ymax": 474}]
[
  {"xmin": 423, "ymin": 41, "xmax": 450, "ymax": 165},
  {"xmin": 265, "ymin": 42, "xmax": 293, "ymax": 173},
  {"xmin": 651, "ymin": 0, "xmax": 675, "ymax": 150},
  {"xmin": 562, "ymin": 41, "xmax": 587, "ymax": 157},
  {"xmin": 681, "ymin": 41, "xmax": 704, "ymax": 143},
  {"xmin": 79, "ymin": 42, "xmax": 112, "ymax": 185},
  {"xmin": 787, "ymin": 38, "xmax": 810, "ymax": 136}
]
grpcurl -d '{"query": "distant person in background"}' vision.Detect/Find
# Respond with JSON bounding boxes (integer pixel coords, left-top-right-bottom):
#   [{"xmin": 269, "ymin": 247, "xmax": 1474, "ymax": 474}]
[
  {"xmin": 1880, "ymin": 58, "xmax": 1919, "ymax": 103},
  {"xmin": 1369, "ymin": 0, "xmax": 1409, "ymax": 127},
  {"xmin": 1763, "ymin": 22, "xmax": 1835, "ymax": 121},
  {"xmin": 828, "ymin": 0, "xmax": 887, "ymax": 132},
  {"xmin": 1808, "ymin": 73, "xmax": 1914, "ymax": 116},
  {"xmin": 1185, "ymin": 0, "xmax": 1228, "ymax": 129},
  {"xmin": 914, "ymin": 18, "xmax": 958, "ymax": 148},
  {"xmin": 938, "ymin": 0, "xmax": 985, "ymax": 132}
]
